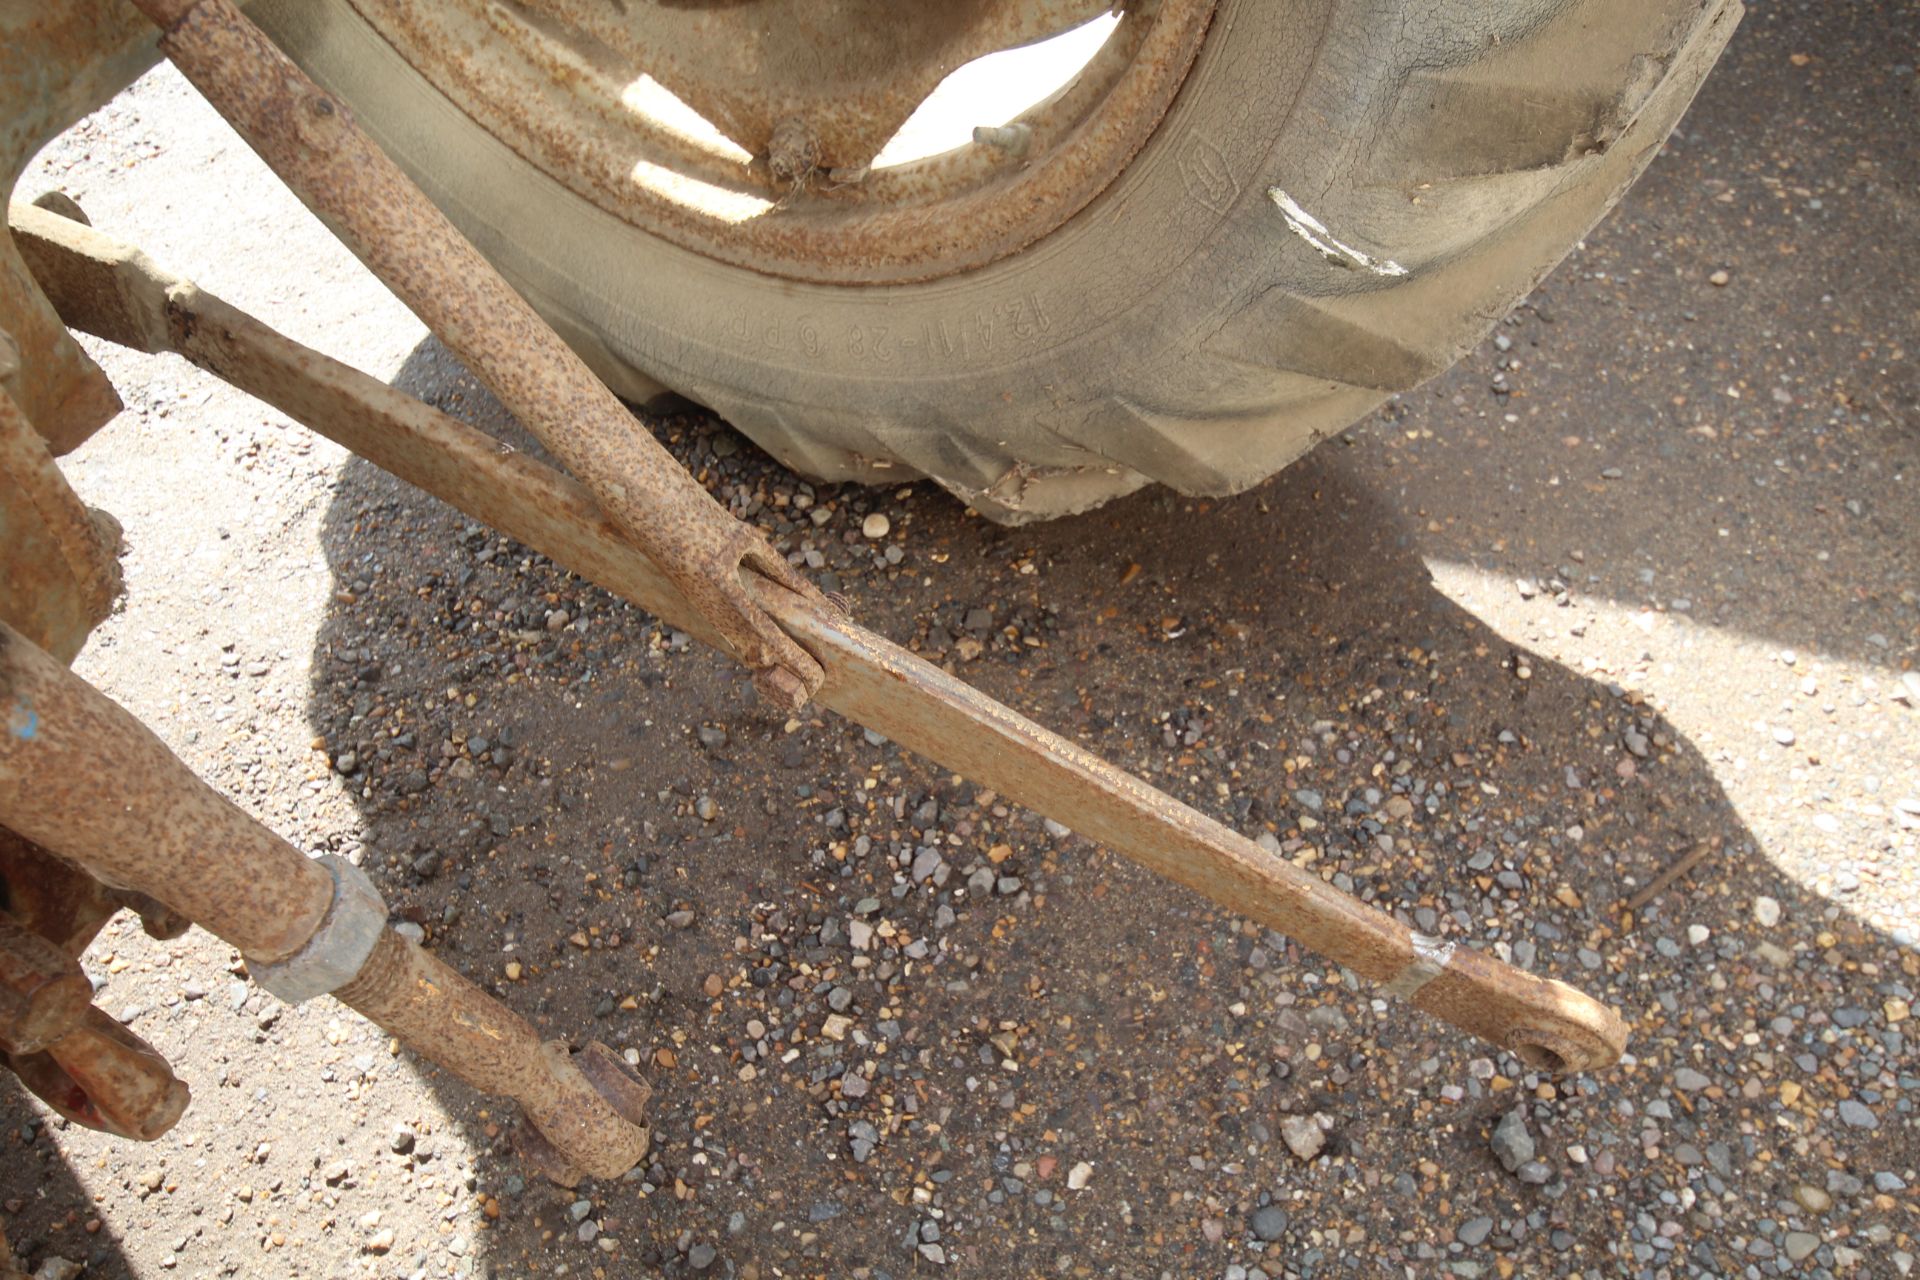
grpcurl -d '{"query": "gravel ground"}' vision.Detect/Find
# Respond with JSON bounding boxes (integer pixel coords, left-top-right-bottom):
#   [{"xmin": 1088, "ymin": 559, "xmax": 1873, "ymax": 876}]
[{"xmin": 4, "ymin": 2, "xmax": 1916, "ymax": 1278}]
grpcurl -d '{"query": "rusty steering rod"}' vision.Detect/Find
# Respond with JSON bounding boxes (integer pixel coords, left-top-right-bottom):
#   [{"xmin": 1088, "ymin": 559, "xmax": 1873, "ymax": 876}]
[
  {"xmin": 128, "ymin": 0, "xmax": 829, "ymax": 713},
  {"xmin": 12, "ymin": 201, "xmax": 1631, "ymax": 1074}
]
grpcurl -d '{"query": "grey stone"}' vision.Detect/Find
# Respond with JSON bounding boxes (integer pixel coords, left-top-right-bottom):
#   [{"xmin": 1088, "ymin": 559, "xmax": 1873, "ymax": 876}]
[
  {"xmin": 1490, "ymin": 1109, "xmax": 1534, "ymax": 1173},
  {"xmin": 1305, "ymin": 1005, "xmax": 1349, "ymax": 1033},
  {"xmin": 1280, "ymin": 1114, "xmax": 1326, "ymax": 1161},
  {"xmin": 1251, "ymin": 1205, "xmax": 1289, "ymax": 1242},
  {"xmin": 1795, "ymin": 1185, "xmax": 1833, "ymax": 1213},
  {"xmin": 1674, "ymin": 1067, "xmax": 1711, "ymax": 1092}
]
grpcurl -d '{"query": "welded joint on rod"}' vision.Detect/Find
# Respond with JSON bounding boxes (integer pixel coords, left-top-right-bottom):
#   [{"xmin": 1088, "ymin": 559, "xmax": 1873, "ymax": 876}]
[{"xmin": 249, "ymin": 854, "xmax": 387, "ymax": 1003}]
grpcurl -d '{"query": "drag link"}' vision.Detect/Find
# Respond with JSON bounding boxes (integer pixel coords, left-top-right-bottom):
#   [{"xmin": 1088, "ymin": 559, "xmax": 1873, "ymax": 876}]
[{"xmin": 13, "ymin": 208, "xmax": 1628, "ymax": 1072}]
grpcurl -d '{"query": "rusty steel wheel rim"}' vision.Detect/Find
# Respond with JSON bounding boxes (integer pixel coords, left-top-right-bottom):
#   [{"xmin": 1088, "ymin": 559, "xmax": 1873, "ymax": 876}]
[{"xmin": 343, "ymin": 0, "xmax": 1218, "ymax": 284}]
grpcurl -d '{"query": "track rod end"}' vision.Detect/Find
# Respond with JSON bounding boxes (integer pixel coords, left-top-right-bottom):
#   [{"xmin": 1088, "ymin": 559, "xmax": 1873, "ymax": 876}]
[{"xmin": 516, "ymin": 1041, "xmax": 651, "ymax": 1186}]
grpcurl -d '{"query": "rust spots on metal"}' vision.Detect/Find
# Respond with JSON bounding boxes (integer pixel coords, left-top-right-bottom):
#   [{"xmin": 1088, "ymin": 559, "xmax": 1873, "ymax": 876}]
[
  {"xmin": 767, "ymin": 117, "xmax": 822, "ymax": 187},
  {"xmin": 28, "ymin": 221, "xmax": 1626, "ymax": 1071},
  {"xmin": 0, "ymin": 617, "xmax": 336, "ymax": 964},
  {"xmin": 0, "ymin": 828, "xmax": 176, "ymax": 959},
  {"xmin": 336, "ymin": 931, "xmax": 650, "ymax": 1180},
  {"xmin": 0, "ymin": 614, "xmax": 648, "ymax": 1176},
  {"xmin": 1, "ymin": 6, "xmax": 655, "ymax": 1176},
  {"xmin": 0, "ymin": 834, "xmax": 193, "ymax": 1144},
  {"xmin": 0, "ymin": 246, "xmax": 121, "ymax": 454},
  {"xmin": 2, "ymin": 832, "xmax": 192, "ymax": 1143},
  {"xmin": 0, "ymin": 383, "xmax": 124, "ymax": 664},
  {"xmin": 7, "ymin": 1005, "xmax": 190, "ymax": 1141},
  {"xmin": 762, "ymin": 584, "xmax": 1627, "ymax": 1071},
  {"xmin": 0, "ymin": 0, "xmax": 159, "ymax": 454},
  {"xmin": 133, "ymin": 0, "xmax": 828, "ymax": 710},
  {"xmin": 302, "ymin": 0, "xmax": 1217, "ymax": 283},
  {"xmin": 0, "ymin": 909, "xmax": 94, "ymax": 1055},
  {"xmin": 508, "ymin": 0, "xmax": 1117, "ymax": 167}
]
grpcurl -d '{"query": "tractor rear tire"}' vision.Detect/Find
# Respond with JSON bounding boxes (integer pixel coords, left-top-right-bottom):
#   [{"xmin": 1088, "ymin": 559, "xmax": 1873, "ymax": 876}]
[{"xmin": 254, "ymin": 0, "xmax": 1740, "ymax": 522}]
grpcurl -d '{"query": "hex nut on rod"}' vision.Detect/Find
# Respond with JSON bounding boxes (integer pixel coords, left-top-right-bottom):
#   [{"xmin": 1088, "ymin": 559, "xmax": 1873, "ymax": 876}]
[
  {"xmin": 0, "ymin": 620, "xmax": 648, "ymax": 1178},
  {"xmin": 0, "ymin": 618, "xmax": 334, "ymax": 962},
  {"xmin": 249, "ymin": 854, "xmax": 387, "ymax": 1003}
]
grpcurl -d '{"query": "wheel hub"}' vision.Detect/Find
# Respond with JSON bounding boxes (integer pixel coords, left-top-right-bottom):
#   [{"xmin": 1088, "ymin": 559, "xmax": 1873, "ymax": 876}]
[{"xmin": 344, "ymin": 0, "xmax": 1217, "ymax": 282}]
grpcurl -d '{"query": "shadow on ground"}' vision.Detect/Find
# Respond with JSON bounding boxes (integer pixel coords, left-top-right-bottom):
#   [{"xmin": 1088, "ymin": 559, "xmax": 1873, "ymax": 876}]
[
  {"xmin": 263, "ymin": 329, "xmax": 1904, "ymax": 1277},
  {"xmin": 3, "ymin": 1, "xmax": 1912, "ymax": 1276}
]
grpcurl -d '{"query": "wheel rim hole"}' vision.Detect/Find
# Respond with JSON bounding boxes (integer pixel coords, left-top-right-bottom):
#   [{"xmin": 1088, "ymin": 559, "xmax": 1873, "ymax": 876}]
[{"xmin": 870, "ymin": 12, "xmax": 1121, "ymax": 169}]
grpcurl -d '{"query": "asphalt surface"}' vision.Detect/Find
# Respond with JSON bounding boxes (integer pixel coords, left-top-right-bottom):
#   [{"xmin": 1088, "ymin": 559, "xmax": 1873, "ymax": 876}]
[{"xmin": 3, "ymin": 1, "xmax": 1916, "ymax": 1278}]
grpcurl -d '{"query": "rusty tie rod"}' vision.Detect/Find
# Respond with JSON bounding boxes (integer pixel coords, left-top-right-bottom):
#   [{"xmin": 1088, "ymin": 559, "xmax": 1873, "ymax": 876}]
[{"xmin": 15, "ymin": 199, "xmax": 1627, "ymax": 1074}]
